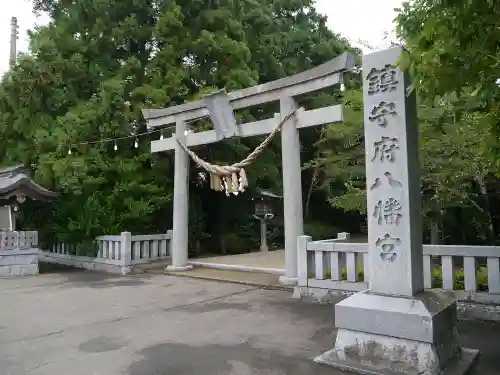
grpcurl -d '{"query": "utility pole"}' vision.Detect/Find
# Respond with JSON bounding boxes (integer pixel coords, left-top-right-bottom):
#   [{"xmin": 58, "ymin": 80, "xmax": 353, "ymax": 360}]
[{"xmin": 9, "ymin": 17, "xmax": 19, "ymax": 69}]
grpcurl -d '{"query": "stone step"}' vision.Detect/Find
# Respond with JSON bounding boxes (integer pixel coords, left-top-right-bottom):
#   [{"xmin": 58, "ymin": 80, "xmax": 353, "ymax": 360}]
[
  {"xmin": 188, "ymin": 260, "xmax": 284, "ymax": 275},
  {"xmin": 146, "ymin": 266, "xmax": 291, "ymax": 290}
]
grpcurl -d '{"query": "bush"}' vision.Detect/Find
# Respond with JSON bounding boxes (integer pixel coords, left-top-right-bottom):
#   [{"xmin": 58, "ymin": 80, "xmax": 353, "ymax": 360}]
[
  {"xmin": 76, "ymin": 241, "xmax": 100, "ymax": 257},
  {"xmin": 430, "ymin": 267, "xmax": 488, "ymax": 291},
  {"xmin": 324, "ymin": 266, "xmax": 489, "ymax": 291},
  {"xmin": 304, "ymin": 221, "xmax": 339, "ymax": 241},
  {"xmin": 324, "ymin": 268, "xmax": 365, "ymax": 281}
]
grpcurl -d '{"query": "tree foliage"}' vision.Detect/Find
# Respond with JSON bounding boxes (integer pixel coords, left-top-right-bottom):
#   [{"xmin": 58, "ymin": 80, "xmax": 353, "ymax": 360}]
[
  {"xmin": 311, "ymin": 87, "xmax": 499, "ymax": 243},
  {"xmin": 390, "ymin": 0, "xmax": 500, "ymax": 243},
  {"xmin": 397, "ymin": 1, "xmax": 499, "ymax": 95},
  {"xmin": 396, "ymin": 0, "xmax": 500, "ymax": 164},
  {"xmin": 0, "ymin": 0, "xmax": 353, "ymax": 252},
  {"xmin": 0, "ymin": 0, "xmax": 498, "ymax": 254}
]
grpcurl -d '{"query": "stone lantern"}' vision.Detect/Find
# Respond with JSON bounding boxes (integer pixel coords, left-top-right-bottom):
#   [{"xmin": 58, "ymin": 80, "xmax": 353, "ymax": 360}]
[{"xmin": 252, "ymin": 187, "xmax": 282, "ymax": 252}]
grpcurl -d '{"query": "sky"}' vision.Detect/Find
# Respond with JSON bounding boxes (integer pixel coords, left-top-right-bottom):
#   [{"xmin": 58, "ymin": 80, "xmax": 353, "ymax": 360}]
[{"xmin": 0, "ymin": 0, "xmax": 404, "ymax": 77}]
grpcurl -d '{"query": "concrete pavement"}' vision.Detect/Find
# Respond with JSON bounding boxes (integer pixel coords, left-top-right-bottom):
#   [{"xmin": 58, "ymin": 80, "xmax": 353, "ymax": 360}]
[{"xmin": 0, "ymin": 267, "xmax": 498, "ymax": 374}]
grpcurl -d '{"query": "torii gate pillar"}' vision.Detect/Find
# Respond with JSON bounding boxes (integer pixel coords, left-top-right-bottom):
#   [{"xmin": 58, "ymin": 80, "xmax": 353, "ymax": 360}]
[
  {"xmin": 167, "ymin": 119, "xmax": 193, "ymax": 272},
  {"xmin": 279, "ymin": 97, "xmax": 303, "ymax": 285}
]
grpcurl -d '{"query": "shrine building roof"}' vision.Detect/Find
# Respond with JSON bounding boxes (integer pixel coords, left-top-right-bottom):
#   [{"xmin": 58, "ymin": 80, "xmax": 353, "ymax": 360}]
[{"xmin": 0, "ymin": 165, "xmax": 58, "ymax": 203}]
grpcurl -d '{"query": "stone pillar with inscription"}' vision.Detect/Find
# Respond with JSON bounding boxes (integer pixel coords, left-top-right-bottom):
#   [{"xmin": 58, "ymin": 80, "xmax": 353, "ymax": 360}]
[{"xmin": 314, "ymin": 47, "xmax": 478, "ymax": 375}]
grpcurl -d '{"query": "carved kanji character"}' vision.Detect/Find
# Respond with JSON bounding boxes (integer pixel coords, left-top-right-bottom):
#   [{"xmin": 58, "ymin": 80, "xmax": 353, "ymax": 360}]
[
  {"xmin": 375, "ymin": 233, "xmax": 402, "ymax": 263},
  {"xmin": 372, "ymin": 136, "xmax": 399, "ymax": 162},
  {"xmin": 366, "ymin": 64, "xmax": 399, "ymax": 95},
  {"xmin": 369, "ymin": 172, "xmax": 403, "ymax": 190},
  {"xmin": 369, "ymin": 101, "xmax": 397, "ymax": 127},
  {"xmin": 373, "ymin": 198, "xmax": 402, "ymax": 225}
]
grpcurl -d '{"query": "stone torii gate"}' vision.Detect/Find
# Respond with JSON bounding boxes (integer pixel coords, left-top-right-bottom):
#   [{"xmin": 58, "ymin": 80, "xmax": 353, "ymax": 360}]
[{"xmin": 142, "ymin": 53, "xmax": 355, "ymax": 284}]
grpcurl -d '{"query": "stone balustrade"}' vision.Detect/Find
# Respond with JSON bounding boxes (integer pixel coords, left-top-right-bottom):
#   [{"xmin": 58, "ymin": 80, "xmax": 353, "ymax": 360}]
[
  {"xmin": 296, "ymin": 233, "xmax": 500, "ymax": 308},
  {"xmin": 40, "ymin": 231, "xmax": 172, "ymax": 275}
]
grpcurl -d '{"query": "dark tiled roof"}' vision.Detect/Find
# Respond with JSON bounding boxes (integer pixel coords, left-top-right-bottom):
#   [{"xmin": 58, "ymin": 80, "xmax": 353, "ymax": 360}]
[
  {"xmin": 0, "ymin": 165, "xmax": 57, "ymax": 201},
  {"xmin": 255, "ymin": 187, "xmax": 282, "ymax": 199}
]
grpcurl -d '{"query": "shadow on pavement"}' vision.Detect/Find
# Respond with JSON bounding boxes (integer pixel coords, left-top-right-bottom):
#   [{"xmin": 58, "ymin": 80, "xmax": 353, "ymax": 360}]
[{"xmin": 38, "ymin": 262, "xmax": 146, "ymax": 288}]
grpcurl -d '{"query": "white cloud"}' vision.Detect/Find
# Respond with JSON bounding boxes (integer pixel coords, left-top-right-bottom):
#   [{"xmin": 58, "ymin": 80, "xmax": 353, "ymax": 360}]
[
  {"xmin": 315, "ymin": 0, "xmax": 403, "ymax": 52},
  {"xmin": 0, "ymin": 0, "xmax": 404, "ymax": 77}
]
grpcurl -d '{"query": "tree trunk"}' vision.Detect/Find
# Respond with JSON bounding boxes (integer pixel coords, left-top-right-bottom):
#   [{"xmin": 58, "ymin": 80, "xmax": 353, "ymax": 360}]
[
  {"xmin": 219, "ymin": 235, "xmax": 227, "ymax": 255},
  {"xmin": 304, "ymin": 167, "xmax": 318, "ymax": 219},
  {"xmin": 430, "ymin": 218, "xmax": 440, "ymax": 245},
  {"xmin": 475, "ymin": 175, "xmax": 495, "ymax": 243}
]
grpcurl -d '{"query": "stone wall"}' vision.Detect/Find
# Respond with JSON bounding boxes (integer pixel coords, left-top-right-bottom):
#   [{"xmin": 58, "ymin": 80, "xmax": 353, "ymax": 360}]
[{"xmin": 0, "ymin": 248, "xmax": 39, "ymax": 277}]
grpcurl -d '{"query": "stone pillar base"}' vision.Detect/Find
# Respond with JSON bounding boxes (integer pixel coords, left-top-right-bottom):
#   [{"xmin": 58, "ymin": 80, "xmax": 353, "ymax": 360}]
[
  {"xmin": 166, "ymin": 264, "xmax": 193, "ymax": 272},
  {"xmin": 120, "ymin": 266, "xmax": 132, "ymax": 276},
  {"xmin": 278, "ymin": 275, "xmax": 298, "ymax": 286},
  {"xmin": 315, "ymin": 290, "xmax": 479, "ymax": 375}
]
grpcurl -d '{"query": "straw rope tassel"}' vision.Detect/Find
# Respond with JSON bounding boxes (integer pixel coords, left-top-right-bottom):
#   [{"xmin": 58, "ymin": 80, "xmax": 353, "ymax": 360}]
[
  {"xmin": 239, "ymin": 168, "xmax": 248, "ymax": 192},
  {"xmin": 230, "ymin": 172, "xmax": 238, "ymax": 192}
]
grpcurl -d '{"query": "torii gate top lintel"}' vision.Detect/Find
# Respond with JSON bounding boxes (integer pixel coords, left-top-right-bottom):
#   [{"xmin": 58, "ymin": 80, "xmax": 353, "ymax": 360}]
[
  {"xmin": 142, "ymin": 52, "xmax": 355, "ymax": 152},
  {"xmin": 142, "ymin": 52, "xmax": 354, "ymax": 123}
]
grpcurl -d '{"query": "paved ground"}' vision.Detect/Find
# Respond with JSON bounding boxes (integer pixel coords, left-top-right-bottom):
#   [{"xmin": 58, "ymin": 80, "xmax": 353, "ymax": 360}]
[{"xmin": 1, "ymin": 267, "xmax": 499, "ymax": 375}]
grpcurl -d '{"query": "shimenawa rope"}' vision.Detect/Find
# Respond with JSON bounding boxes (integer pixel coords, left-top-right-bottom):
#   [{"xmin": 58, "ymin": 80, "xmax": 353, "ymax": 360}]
[{"xmin": 175, "ymin": 109, "xmax": 297, "ymax": 194}]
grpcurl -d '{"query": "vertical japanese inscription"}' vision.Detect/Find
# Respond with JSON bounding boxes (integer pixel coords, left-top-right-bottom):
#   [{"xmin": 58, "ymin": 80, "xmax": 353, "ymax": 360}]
[
  {"xmin": 366, "ymin": 61, "xmax": 403, "ymax": 263},
  {"xmin": 363, "ymin": 47, "xmax": 424, "ymax": 295}
]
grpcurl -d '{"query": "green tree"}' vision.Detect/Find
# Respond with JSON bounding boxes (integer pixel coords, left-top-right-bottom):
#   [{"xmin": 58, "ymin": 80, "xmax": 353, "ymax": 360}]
[
  {"xmin": 306, "ymin": 88, "xmax": 366, "ymax": 214},
  {"xmin": 396, "ymin": 0, "xmax": 499, "ymax": 99},
  {"xmin": 0, "ymin": 0, "xmax": 173, "ymax": 249},
  {"xmin": 395, "ymin": 0, "xmax": 500, "ymax": 164},
  {"xmin": 395, "ymin": 0, "xmax": 500, "ymax": 243},
  {"xmin": 0, "ymin": 0, "xmax": 355, "ymax": 253},
  {"xmin": 310, "ymin": 87, "xmax": 497, "ymax": 244}
]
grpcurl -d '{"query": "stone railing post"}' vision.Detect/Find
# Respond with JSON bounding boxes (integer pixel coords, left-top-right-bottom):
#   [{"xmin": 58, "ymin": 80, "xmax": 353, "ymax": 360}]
[
  {"xmin": 334, "ymin": 232, "xmax": 352, "ymax": 275},
  {"xmin": 166, "ymin": 229, "xmax": 174, "ymax": 257},
  {"xmin": 120, "ymin": 231, "xmax": 132, "ymax": 275},
  {"xmin": 297, "ymin": 235, "xmax": 311, "ymax": 287}
]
